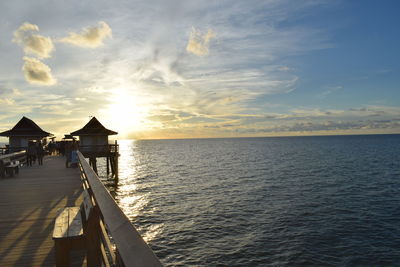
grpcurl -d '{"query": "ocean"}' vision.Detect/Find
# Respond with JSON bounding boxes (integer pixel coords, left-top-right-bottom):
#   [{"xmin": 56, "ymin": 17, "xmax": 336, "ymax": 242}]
[{"xmin": 96, "ymin": 135, "xmax": 400, "ymax": 266}]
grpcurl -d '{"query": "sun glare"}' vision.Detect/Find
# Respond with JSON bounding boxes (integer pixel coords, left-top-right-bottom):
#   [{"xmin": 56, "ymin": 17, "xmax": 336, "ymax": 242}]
[{"xmin": 101, "ymin": 88, "xmax": 148, "ymax": 138}]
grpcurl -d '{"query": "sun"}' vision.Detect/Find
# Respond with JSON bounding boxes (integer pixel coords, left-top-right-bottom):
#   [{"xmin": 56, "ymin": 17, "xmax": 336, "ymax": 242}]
[{"xmin": 100, "ymin": 87, "xmax": 148, "ymax": 138}]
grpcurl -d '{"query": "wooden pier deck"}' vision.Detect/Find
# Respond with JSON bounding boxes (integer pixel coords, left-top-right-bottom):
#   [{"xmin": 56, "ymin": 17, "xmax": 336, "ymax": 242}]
[{"xmin": 0, "ymin": 156, "xmax": 83, "ymax": 266}]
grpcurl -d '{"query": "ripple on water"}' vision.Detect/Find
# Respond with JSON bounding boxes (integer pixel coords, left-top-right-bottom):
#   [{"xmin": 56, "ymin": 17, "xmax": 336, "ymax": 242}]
[{"xmin": 97, "ymin": 136, "xmax": 400, "ymax": 266}]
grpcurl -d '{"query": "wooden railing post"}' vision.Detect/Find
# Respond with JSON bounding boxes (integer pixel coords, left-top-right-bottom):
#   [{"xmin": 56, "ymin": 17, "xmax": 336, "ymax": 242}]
[
  {"xmin": 85, "ymin": 205, "xmax": 102, "ymax": 267},
  {"xmin": 54, "ymin": 240, "xmax": 71, "ymax": 267}
]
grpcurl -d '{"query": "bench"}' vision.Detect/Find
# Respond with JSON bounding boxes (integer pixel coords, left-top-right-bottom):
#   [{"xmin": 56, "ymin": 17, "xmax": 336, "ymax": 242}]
[
  {"xmin": 0, "ymin": 159, "xmax": 19, "ymax": 177},
  {"xmin": 53, "ymin": 189, "xmax": 97, "ymax": 266}
]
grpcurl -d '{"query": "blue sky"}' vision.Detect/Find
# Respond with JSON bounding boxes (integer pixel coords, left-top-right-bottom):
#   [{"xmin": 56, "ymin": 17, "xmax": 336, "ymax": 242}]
[{"xmin": 0, "ymin": 0, "xmax": 399, "ymax": 140}]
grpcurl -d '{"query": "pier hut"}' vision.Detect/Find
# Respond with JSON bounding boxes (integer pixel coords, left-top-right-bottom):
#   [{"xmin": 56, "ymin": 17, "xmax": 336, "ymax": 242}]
[
  {"xmin": 0, "ymin": 116, "xmax": 51, "ymax": 152},
  {"xmin": 70, "ymin": 117, "xmax": 119, "ymax": 178}
]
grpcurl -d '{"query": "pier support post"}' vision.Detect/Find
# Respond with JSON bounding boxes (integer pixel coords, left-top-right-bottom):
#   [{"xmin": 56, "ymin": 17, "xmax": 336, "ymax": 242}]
[
  {"xmin": 89, "ymin": 157, "xmax": 98, "ymax": 174},
  {"xmin": 114, "ymin": 156, "xmax": 118, "ymax": 181},
  {"xmin": 114, "ymin": 140, "xmax": 119, "ymax": 182},
  {"xmin": 109, "ymin": 157, "xmax": 115, "ymax": 176},
  {"xmin": 92, "ymin": 158, "xmax": 97, "ymax": 174},
  {"xmin": 106, "ymin": 157, "xmax": 110, "ymax": 176}
]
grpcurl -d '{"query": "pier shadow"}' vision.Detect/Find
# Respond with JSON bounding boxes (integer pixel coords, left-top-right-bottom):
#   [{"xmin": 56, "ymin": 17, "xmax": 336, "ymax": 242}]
[{"xmin": 0, "ymin": 156, "xmax": 84, "ymax": 266}]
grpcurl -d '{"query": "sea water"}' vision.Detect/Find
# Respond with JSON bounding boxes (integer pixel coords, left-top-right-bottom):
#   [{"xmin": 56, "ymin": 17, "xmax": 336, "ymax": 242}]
[{"xmin": 97, "ymin": 135, "xmax": 400, "ymax": 266}]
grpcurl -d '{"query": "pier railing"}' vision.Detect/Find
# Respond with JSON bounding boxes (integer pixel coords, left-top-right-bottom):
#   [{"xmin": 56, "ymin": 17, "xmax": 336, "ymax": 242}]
[
  {"xmin": 78, "ymin": 144, "xmax": 119, "ymax": 153},
  {"xmin": 0, "ymin": 146, "xmax": 26, "ymax": 155},
  {"xmin": 0, "ymin": 150, "xmax": 26, "ymax": 177},
  {"xmin": 78, "ymin": 144, "xmax": 119, "ymax": 160},
  {"xmin": 77, "ymin": 151, "xmax": 163, "ymax": 267}
]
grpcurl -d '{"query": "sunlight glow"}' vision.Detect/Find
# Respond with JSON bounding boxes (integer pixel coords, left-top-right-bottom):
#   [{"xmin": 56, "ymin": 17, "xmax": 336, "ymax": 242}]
[
  {"xmin": 101, "ymin": 87, "xmax": 149, "ymax": 138},
  {"xmin": 114, "ymin": 139, "xmax": 163, "ymax": 242}
]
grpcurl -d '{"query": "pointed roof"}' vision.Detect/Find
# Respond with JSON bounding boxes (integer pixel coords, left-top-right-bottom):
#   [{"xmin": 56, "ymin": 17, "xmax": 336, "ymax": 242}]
[
  {"xmin": 70, "ymin": 117, "xmax": 117, "ymax": 136},
  {"xmin": 0, "ymin": 116, "xmax": 51, "ymax": 137}
]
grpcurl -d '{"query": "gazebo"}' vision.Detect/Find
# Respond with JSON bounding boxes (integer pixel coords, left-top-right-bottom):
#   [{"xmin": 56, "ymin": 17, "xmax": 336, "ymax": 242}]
[
  {"xmin": 0, "ymin": 116, "xmax": 52, "ymax": 152},
  {"xmin": 70, "ymin": 117, "xmax": 118, "ymax": 177}
]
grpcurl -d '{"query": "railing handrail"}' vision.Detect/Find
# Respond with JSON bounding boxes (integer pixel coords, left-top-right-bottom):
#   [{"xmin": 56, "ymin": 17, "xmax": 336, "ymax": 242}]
[
  {"xmin": 79, "ymin": 144, "xmax": 119, "ymax": 147},
  {"xmin": 78, "ymin": 144, "xmax": 119, "ymax": 153},
  {"xmin": 0, "ymin": 150, "xmax": 26, "ymax": 161},
  {"xmin": 77, "ymin": 151, "xmax": 163, "ymax": 267}
]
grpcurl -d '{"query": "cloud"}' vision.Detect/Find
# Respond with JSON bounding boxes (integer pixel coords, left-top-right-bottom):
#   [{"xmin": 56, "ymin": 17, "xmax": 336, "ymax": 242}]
[
  {"xmin": 0, "ymin": 98, "xmax": 15, "ymax": 105},
  {"xmin": 133, "ymin": 49, "xmax": 184, "ymax": 86},
  {"xmin": 60, "ymin": 21, "xmax": 112, "ymax": 48},
  {"xmin": 12, "ymin": 88, "xmax": 21, "ymax": 96},
  {"xmin": 270, "ymin": 119, "xmax": 400, "ymax": 132},
  {"xmin": 317, "ymin": 85, "xmax": 342, "ymax": 98},
  {"xmin": 13, "ymin": 22, "xmax": 55, "ymax": 58},
  {"xmin": 186, "ymin": 27, "xmax": 216, "ymax": 56},
  {"xmin": 22, "ymin": 57, "xmax": 56, "ymax": 85},
  {"xmin": 0, "ymin": 87, "xmax": 21, "ymax": 106}
]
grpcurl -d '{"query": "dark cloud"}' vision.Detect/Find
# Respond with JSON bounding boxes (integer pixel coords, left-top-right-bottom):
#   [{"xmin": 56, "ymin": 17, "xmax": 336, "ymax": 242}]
[{"xmin": 22, "ymin": 57, "xmax": 56, "ymax": 85}]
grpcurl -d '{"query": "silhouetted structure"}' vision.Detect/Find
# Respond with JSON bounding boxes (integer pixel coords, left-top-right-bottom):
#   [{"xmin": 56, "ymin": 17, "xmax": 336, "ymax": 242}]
[
  {"xmin": 62, "ymin": 134, "xmax": 76, "ymax": 141},
  {"xmin": 70, "ymin": 117, "xmax": 119, "ymax": 178},
  {"xmin": 0, "ymin": 116, "xmax": 52, "ymax": 153}
]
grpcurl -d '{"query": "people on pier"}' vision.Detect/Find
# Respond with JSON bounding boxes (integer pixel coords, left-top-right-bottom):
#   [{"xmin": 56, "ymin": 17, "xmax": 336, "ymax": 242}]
[
  {"xmin": 36, "ymin": 141, "xmax": 45, "ymax": 165},
  {"xmin": 65, "ymin": 141, "xmax": 72, "ymax": 167},
  {"xmin": 60, "ymin": 141, "xmax": 66, "ymax": 156},
  {"xmin": 27, "ymin": 141, "xmax": 37, "ymax": 166},
  {"xmin": 70, "ymin": 140, "xmax": 79, "ymax": 167},
  {"xmin": 48, "ymin": 141, "xmax": 56, "ymax": 155}
]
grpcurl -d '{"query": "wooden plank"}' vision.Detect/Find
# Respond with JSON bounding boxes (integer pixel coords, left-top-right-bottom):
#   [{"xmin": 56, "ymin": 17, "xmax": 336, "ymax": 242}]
[
  {"xmin": 0, "ymin": 155, "xmax": 83, "ymax": 266},
  {"xmin": 68, "ymin": 207, "xmax": 83, "ymax": 238},
  {"xmin": 78, "ymin": 151, "xmax": 163, "ymax": 267},
  {"xmin": 53, "ymin": 209, "xmax": 69, "ymax": 239}
]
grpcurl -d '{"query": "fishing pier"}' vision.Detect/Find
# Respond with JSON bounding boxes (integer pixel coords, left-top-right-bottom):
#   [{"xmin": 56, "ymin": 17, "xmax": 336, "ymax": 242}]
[
  {"xmin": 0, "ymin": 150, "xmax": 163, "ymax": 266},
  {"xmin": 0, "ymin": 117, "xmax": 163, "ymax": 266}
]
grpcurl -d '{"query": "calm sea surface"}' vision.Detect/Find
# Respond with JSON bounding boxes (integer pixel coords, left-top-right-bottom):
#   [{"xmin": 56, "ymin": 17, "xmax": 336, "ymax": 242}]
[{"xmin": 97, "ymin": 135, "xmax": 400, "ymax": 266}]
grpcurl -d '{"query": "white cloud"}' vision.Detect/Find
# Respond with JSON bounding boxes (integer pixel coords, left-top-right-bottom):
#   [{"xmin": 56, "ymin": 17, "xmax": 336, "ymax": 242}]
[
  {"xmin": 13, "ymin": 22, "xmax": 54, "ymax": 58},
  {"xmin": 0, "ymin": 98, "xmax": 15, "ymax": 105},
  {"xmin": 60, "ymin": 21, "xmax": 112, "ymax": 48},
  {"xmin": 12, "ymin": 88, "xmax": 21, "ymax": 96},
  {"xmin": 133, "ymin": 50, "xmax": 184, "ymax": 86},
  {"xmin": 22, "ymin": 57, "xmax": 56, "ymax": 85},
  {"xmin": 186, "ymin": 27, "xmax": 216, "ymax": 56}
]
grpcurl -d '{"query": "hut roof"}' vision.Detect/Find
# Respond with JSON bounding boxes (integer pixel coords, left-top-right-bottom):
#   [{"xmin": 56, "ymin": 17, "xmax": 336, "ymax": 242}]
[
  {"xmin": 0, "ymin": 116, "xmax": 51, "ymax": 137},
  {"xmin": 70, "ymin": 117, "xmax": 117, "ymax": 136}
]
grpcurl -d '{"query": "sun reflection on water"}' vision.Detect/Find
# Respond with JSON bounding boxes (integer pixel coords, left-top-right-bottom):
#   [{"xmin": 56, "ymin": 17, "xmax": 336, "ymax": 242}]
[
  {"xmin": 112, "ymin": 139, "xmax": 163, "ymax": 243},
  {"xmin": 142, "ymin": 223, "xmax": 164, "ymax": 243}
]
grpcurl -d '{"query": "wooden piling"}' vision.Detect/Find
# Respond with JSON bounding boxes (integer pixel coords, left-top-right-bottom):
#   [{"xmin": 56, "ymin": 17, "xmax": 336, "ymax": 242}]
[
  {"xmin": 106, "ymin": 157, "xmax": 110, "ymax": 175},
  {"xmin": 114, "ymin": 140, "xmax": 119, "ymax": 181}
]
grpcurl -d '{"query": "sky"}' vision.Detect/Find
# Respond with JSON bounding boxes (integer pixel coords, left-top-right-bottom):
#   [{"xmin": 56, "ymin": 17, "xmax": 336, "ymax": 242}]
[{"xmin": 0, "ymin": 0, "xmax": 399, "ymax": 140}]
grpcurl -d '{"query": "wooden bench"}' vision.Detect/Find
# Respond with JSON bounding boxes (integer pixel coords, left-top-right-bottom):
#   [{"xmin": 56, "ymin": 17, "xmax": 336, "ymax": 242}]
[
  {"xmin": 52, "ymin": 189, "xmax": 98, "ymax": 266},
  {"xmin": 0, "ymin": 159, "xmax": 19, "ymax": 177}
]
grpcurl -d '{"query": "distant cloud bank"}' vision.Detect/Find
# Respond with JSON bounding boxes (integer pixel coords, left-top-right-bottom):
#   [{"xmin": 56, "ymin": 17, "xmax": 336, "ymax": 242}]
[{"xmin": 60, "ymin": 21, "xmax": 112, "ymax": 48}]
